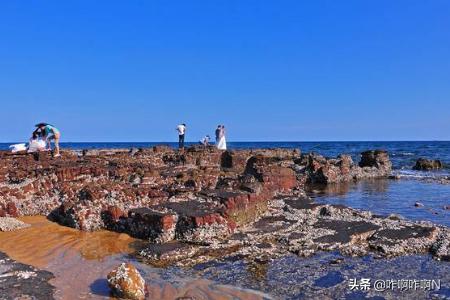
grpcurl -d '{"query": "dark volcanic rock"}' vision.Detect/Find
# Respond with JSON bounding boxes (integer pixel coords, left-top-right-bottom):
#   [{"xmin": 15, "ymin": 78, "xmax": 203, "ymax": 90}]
[
  {"xmin": 0, "ymin": 251, "xmax": 55, "ymax": 300},
  {"xmin": 124, "ymin": 208, "xmax": 177, "ymax": 243},
  {"xmin": 314, "ymin": 219, "xmax": 380, "ymax": 246},
  {"xmin": 284, "ymin": 197, "xmax": 323, "ymax": 212},
  {"xmin": 368, "ymin": 225, "xmax": 439, "ymax": 256},
  {"xmin": 252, "ymin": 215, "xmax": 295, "ymax": 233},
  {"xmin": 164, "ymin": 200, "xmax": 232, "ymax": 243},
  {"xmin": 359, "ymin": 150, "xmax": 390, "ymax": 169},
  {"xmin": 413, "ymin": 158, "xmax": 443, "ymax": 170}
]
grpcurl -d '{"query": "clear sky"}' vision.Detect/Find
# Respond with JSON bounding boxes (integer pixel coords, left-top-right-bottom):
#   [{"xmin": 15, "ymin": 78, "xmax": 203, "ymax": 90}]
[{"xmin": 0, "ymin": 1, "xmax": 449, "ymax": 142}]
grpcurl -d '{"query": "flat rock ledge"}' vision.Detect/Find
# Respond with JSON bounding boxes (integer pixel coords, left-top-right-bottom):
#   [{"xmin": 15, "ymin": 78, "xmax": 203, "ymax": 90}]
[
  {"xmin": 0, "ymin": 251, "xmax": 55, "ymax": 300},
  {"xmin": 138, "ymin": 194, "xmax": 450, "ymax": 267}
]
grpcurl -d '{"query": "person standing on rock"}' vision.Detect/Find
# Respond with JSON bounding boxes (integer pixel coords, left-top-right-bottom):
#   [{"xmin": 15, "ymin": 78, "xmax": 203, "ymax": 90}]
[
  {"xmin": 216, "ymin": 125, "xmax": 227, "ymax": 150},
  {"xmin": 215, "ymin": 125, "xmax": 221, "ymax": 145},
  {"xmin": 33, "ymin": 123, "xmax": 61, "ymax": 157},
  {"xmin": 176, "ymin": 123, "xmax": 186, "ymax": 149}
]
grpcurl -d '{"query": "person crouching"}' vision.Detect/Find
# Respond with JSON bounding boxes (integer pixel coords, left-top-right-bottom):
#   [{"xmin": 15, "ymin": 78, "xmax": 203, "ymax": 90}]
[{"xmin": 33, "ymin": 123, "xmax": 61, "ymax": 157}]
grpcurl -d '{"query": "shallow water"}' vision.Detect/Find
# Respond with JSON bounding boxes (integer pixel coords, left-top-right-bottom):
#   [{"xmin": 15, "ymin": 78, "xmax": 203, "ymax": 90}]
[
  {"xmin": 189, "ymin": 252, "xmax": 450, "ymax": 299},
  {"xmin": 2, "ymin": 218, "xmax": 448, "ymax": 300},
  {"xmin": 307, "ymin": 179, "xmax": 450, "ymax": 227},
  {"xmin": 0, "ymin": 209, "xmax": 449, "ymax": 299},
  {"xmin": 0, "ymin": 216, "xmax": 271, "ymax": 299}
]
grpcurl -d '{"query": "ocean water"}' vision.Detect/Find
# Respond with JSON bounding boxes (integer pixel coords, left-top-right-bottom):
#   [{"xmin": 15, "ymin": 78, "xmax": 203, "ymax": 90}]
[{"xmin": 307, "ymin": 179, "xmax": 450, "ymax": 227}]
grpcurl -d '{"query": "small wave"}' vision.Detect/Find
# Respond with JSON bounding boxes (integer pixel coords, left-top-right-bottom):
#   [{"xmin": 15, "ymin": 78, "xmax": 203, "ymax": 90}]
[
  {"xmin": 401, "ymin": 152, "xmax": 414, "ymax": 156},
  {"xmin": 392, "ymin": 170, "xmax": 450, "ymax": 182},
  {"xmin": 392, "ymin": 152, "xmax": 415, "ymax": 157}
]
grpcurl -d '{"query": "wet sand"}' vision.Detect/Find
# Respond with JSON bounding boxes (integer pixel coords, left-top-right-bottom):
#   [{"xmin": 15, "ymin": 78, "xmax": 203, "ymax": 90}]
[{"xmin": 0, "ymin": 216, "xmax": 271, "ymax": 300}]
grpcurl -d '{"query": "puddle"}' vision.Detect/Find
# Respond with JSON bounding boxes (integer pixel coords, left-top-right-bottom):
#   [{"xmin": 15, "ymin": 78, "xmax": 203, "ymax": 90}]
[{"xmin": 0, "ymin": 216, "xmax": 272, "ymax": 299}]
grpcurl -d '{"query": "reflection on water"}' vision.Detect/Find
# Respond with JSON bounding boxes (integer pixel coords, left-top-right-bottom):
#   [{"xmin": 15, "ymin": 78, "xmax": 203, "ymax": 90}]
[
  {"xmin": 307, "ymin": 179, "xmax": 450, "ymax": 226},
  {"xmin": 307, "ymin": 179, "xmax": 390, "ymax": 197},
  {"xmin": 143, "ymin": 280, "xmax": 271, "ymax": 300},
  {"xmin": 0, "ymin": 216, "xmax": 271, "ymax": 300},
  {"xmin": 0, "ymin": 216, "xmax": 138, "ymax": 266}
]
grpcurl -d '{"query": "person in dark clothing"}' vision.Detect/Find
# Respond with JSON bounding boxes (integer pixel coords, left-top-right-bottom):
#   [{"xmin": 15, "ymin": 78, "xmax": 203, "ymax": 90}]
[{"xmin": 215, "ymin": 125, "xmax": 221, "ymax": 144}]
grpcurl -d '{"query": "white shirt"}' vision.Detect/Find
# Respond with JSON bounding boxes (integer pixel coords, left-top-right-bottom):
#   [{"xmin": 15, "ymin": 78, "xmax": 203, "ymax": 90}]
[
  {"xmin": 200, "ymin": 136, "xmax": 210, "ymax": 145},
  {"xmin": 176, "ymin": 124, "xmax": 186, "ymax": 135}
]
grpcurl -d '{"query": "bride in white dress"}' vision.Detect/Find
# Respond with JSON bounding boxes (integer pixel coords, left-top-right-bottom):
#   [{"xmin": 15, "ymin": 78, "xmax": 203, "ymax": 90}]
[{"xmin": 216, "ymin": 125, "xmax": 227, "ymax": 150}]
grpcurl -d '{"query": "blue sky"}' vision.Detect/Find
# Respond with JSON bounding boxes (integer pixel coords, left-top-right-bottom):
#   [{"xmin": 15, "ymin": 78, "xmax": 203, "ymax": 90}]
[{"xmin": 0, "ymin": 1, "xmax": 449, "ymax": 142}]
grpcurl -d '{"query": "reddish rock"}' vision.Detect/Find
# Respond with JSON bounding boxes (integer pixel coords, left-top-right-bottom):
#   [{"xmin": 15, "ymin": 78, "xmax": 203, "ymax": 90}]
[
  {"xmin": 0, "ymin": 146, "xmax": 392, "ymax": 241},
  {"xmin": 126, "ymin": 208, "xmax": 177, "ymax": 242},
  {"xmin": 106, "ymin": 206, "xmax": 125, "ymax": 221},
  {"xmin": 107, "ymin": 263, "xmax": 146, "ymax": 300},
  {"xmin": 6, "ymin": 202, "xmax": 18, "ymax": 217},
  {"xmin": 265, "ymin": 166, "xmax": 297, "ymax": 191},
  {"xmin": 306, "ymin": 150, "xmax": 392, "ymax": 184}
]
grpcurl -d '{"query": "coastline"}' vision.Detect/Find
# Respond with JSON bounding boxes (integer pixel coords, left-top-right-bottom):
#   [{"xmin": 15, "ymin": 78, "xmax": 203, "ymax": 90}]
[{"xmin": 0, "ymin": 145, "xmax": 449, "ymax": 299}]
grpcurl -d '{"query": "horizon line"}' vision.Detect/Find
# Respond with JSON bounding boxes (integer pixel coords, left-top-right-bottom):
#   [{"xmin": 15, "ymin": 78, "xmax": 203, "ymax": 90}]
[{"xmin": 1, "ymin": 140, "xmax": 449, "ymax": 144}]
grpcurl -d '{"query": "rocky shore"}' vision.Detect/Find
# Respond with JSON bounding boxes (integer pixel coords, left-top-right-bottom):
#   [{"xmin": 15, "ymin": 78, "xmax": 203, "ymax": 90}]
[
  {"xmin": 0, "ymin": 251, "xmax": 55, "ymax": 300},
  {"xmin": 0, "ymin": 146, "xmax": 448, "ymax": 271}
]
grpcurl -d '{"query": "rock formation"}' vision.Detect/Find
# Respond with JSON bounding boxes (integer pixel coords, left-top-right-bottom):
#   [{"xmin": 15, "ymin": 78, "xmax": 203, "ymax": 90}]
[
  {"xmin": 0, "ymin": 251, "xmax": 55, "ymax": 300},
  {"xmin": 107, "ymin": 263, "xmax": 146, "ymax": 300},
  {"xmin": 305, "ymin": 150, "xmax": 392, "ymax": 184},
  {"xmin": 1, "ymin": 146, "xmax": 448, "ymax": 267},
  {"xmin": 413, "ymin": 158, "xmax": 444, "ymax": 170}
]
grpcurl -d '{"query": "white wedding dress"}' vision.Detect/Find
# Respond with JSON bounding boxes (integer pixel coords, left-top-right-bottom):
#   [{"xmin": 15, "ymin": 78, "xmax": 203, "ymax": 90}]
[{"xmin": 217, "ymin": 136, "xmax": 227, "ymax": 150}]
